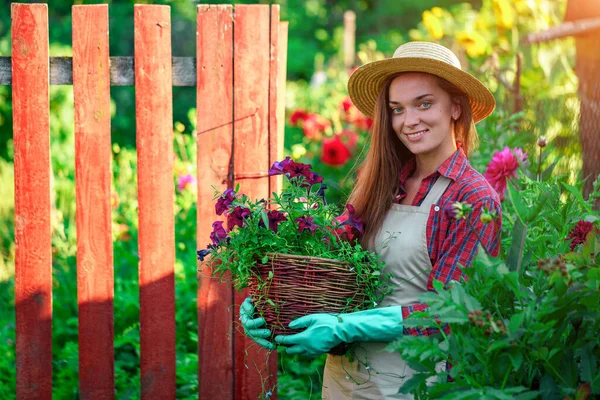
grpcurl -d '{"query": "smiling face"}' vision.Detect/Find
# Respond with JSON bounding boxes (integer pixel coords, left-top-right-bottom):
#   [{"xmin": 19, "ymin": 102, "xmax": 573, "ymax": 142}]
[{"xmin": 388, "ymin": 73, "xmax": 461, "ymax": 162}]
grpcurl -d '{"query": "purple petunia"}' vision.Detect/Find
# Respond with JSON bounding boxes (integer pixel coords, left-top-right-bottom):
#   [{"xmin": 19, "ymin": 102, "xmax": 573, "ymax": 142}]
[
  {"xmin": 209, "ymin": 221, "xmax": 227, "ymax": 246},
  {"xmin": 339, "ymin": 204, "xmax": 364, "ymax": 234},
  {"xmin": 268, "ymin": 157, "xmax": 293, "ymax": 176},
  {"xmin": 267, "ymin": 210, "xmax": 287, "ymax": 232},
  {"xmin": 301, "ymin": 171, "xmax": 324, "ymax": 189},
  {"xmin": 215, "ymin": 188, "xmax": 236, "ymax": 216},
  {"xmin": 283, "ymin": 161, "xmax": 312, "ymax": 180},
  {"xmin": 197, "ymin": 249, "xmax": 210, "ymax": 262},
  {"xmin": 295, "ymin": 216, "xmax": 318, "ymax": 234},
  {"xmin": 227, "ymin": 206, "xmax": 252, "ymax": 230}
]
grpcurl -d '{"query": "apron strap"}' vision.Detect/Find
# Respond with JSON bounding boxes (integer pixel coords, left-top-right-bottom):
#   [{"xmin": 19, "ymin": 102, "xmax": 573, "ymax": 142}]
[{"xmin": 419, "ymin": 175, "xmax": 452, "ymax": 210}]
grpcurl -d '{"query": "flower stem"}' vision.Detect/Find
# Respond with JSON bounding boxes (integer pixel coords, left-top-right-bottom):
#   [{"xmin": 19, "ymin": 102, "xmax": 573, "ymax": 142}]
[
  {"xmin": 464, "ymin": 217, "xmax": 492, "ymax": 257},
  {"xmin": 537, "ymin": 146, "xmax": 543, "ymax": 181}
]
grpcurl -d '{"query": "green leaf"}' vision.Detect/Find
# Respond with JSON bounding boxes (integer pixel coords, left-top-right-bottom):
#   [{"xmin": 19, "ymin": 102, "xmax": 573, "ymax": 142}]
[
  {"xmin": 514, "ymin": 391, "xmax": 541, "ymax": 400},
  {"xmin": 509, "ymin": 350, "xmax": 523, "ymax": 371},
  {"xmin": 508, "ymin": 312, "xmax": 525, "ymax": 333},
  {"xmin": 507, "ymin": 183, "xmax": 530, "ymax": 223},
  {"xmin": 539, "ymin": 374, "xmax": 561, "ymax": 400},
  {"xmin": 507, "ymin": 219, "xmax": 527, "ymax": 272},
  {"xmin": 541, "ymin": 156, "xmax": 561, "ymax": 181},
  {"xmin": 561, "ymin": 182, "xmax": 592, "ymax": 213},
  {"xmin": 397, "ymin": 373, "xmax": 429, "ymax": 394},
  {"xmin": 525, "ymin": 189, "xmax": 552, "ymax": 223}
]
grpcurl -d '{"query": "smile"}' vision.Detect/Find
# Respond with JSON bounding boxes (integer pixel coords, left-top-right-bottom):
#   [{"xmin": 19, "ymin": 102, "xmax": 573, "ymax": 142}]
[{"xmin": 404, "ymin": 129, "xmax": 428, "ymax": 141}]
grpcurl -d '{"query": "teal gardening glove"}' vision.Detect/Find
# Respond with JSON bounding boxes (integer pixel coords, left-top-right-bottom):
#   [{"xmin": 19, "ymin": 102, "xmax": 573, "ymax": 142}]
[
  {"xmin": 239, "ymin": 297, "xmax": 276, "ymax": 350},
  {"xmin": 274, "ymin": 306, "xmax": 404, "ymax": 357}
]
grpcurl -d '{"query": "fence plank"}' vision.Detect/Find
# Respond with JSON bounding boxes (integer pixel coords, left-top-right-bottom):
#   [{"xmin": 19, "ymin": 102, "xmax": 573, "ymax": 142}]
[
  {"xmin": 72, "ymin": 5, "xmax": 114, "ymax": 399},
  {"xmin": 11, "ymin": 3, "xmax": 52, "ymax": 399},
  {"xmin": 233, "ymin": 5, "xmax": 277, "ymax": 399},
  {"xmin": 196, "ymin": 4, "xmax": 235, "ymax": 398},
  {"xmin": 268, "ymin": 6, "xmax": 282, "ymax": 205},
  {"xmin": 134, "ymin": 5, "xmax": 176, "ymax": 399}
]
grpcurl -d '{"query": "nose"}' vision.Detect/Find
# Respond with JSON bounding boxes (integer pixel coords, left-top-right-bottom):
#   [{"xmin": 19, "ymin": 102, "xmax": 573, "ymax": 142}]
[{"xmin": 404, "ymin": 108, "xmax": 420, "ymax": 128}]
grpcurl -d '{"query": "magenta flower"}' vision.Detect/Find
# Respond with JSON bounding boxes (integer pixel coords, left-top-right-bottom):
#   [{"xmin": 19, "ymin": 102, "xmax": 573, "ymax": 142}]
[
  {"xmin": 301, "ymin": 171, "xmax": 324, "ymax": 189},
  {"xmin": 282, "ymin": 161, "xmax": 312, "ymax": 180},
  {"xmin": 227, "ymin": 206, "xmax": 251, "ymax": 230},
  {"xmin": 484, "ymin": 147, "xmax": 528, "ymax": 200},
  {"xmin": 215, "ymin": 188, "xmax": 236, "ymax": 216},
  {"xmin": 295, "ymin": 216, "xmax": 318, "ymax": 234},
  {"xmin": 209, "ymin": 221, "xmax": 227, "ymax": 246},
  {"xmin": 177, "ymin": 174, "xmax": 196, "ymax": 192},
  {"xmin": 566, "ymin": 220, "xmax": 597, "ymax": 250},
  {"xmin": 339, "ymin": 204, "xmax": 364, "ymax": 235},
  {"xmin": 268, "ymin": 157, "xmax": 293, "ymax": 176},
  {"xmin": 267, "ymin": 210, "xmax": 287, "ymax": 232}
]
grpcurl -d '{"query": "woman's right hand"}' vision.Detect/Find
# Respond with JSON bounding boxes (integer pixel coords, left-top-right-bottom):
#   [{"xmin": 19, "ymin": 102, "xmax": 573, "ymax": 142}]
[{"xmin": 239, "ymin": 297, "xmax": 276, "ymax": 350}]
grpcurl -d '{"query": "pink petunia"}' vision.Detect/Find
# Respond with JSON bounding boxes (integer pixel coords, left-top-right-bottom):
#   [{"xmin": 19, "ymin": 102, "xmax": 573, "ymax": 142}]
[{"xmin": 483, "ymin": 147, "xmax": 528, "ymax": 200}]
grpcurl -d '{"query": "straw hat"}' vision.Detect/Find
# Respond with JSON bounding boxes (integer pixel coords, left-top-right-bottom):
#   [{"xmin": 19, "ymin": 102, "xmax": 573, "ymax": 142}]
[{"xmin": 348, "ymin": 41, "xmax": 495, "ymax": 123}]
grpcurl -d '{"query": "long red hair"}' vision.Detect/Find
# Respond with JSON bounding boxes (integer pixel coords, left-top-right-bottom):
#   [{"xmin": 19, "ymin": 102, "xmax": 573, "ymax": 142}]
[{"xmin": 347, "ymin": 73, "xmax": 477, "ymax": 246}]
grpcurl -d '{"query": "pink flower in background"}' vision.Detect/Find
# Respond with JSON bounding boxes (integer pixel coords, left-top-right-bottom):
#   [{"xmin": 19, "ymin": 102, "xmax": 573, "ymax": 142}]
[
  {"xmin": 177, "ymin": 174, "xmax": 196, "ymax": 192},
  {"xmin": 321, "ymin": 135, "xmax": 352, "ymax": 166},
  {"xmin": 566, "ymin": 220, "xmax": 597, "ymax": 250},
  {"xmin": 340, "ymin": 96, "xmax": 374, "ymax": 132},
  {"xmin": 484, "ymin": 147, "xmax": 528, "ymax": 200}
]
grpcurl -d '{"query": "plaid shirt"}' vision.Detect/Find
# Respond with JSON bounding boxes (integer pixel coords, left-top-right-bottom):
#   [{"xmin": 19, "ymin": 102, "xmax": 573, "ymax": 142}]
[{"xmin": 394, "ymin": 147, "xmax": 502, "ymax": 336}]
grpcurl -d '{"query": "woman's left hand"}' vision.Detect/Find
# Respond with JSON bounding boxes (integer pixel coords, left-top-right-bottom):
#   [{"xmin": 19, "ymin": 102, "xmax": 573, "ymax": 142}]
[{"xmin": 274, "ymin": 314, "xmax": 342, "ymax": 357}]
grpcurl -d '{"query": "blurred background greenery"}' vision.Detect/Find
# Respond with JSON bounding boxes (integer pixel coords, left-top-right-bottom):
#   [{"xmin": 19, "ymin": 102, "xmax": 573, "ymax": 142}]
[{"xmin": 0, "ymin": 0, "xmax": 588, "ymax": 398}]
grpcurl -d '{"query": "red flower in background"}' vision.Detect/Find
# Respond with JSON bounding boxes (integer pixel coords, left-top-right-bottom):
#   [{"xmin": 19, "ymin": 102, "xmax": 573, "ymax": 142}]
[
  {"xmin": 290, "ymin": 109, "xmax": 309, "ymax": 126},
  {"xmin": 566, "ymin": 220, "xmax": 597, "ymax": 250},
  {"xmin": 483, "ymin": 147, "xmax": 528, "ymax": 200},
  {"xmin": 302, "ymin": 113, "xmax": 330, "ymax": 140},
  {"xmin": 339, "ymin": 129, "xmax": 358, "ymax": 151},
  {"xmin": 339, "ymin": 96, "xmax": 373, "ymax": 132},
  {"xmin": 321, "ymin": 135, "xmax": 352, "ymax": 166}
]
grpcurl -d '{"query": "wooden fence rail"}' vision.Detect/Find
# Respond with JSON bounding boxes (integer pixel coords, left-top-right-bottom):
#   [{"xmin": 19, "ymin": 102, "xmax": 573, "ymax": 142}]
[{"xmin": 4, "ymin": 3, "xmax": 287, "ymax": 399}]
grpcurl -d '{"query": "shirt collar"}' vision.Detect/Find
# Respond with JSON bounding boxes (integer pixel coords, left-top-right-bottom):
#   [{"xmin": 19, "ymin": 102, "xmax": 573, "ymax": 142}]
[{"xmin": 398, "ymin": 145, "xmax": 469, "ymax": 185}]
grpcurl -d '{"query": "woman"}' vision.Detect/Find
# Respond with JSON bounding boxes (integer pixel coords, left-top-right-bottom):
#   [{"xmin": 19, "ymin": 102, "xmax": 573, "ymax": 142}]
[{"xmin": 240, "ymin": 41, "xmax": 502, "ymax": 399}]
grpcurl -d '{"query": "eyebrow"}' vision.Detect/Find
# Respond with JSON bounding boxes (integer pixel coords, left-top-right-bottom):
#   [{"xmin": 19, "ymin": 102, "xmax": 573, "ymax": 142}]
[{"xmin": 389, "ymin": 93, "xmax": 434, "ymax": 105}]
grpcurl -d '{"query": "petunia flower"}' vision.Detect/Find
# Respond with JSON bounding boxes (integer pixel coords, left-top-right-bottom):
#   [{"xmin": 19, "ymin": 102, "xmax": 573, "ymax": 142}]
[
  {"xmin": 227, "ymin": 206, "xmax": 252, "ymax": 230},
  {"xmin": 267, "ymin": 210, "xmax": 287, "ymax": 232},
  {"xmin": 282, "ymin": 161, "xmax": 312, "ymax": 180},
  {"xmin": 321, "ymin": 135, "xmax": 352, "ymax": 166},
  {"xmin": 316, "ymin": 184, "xmax": 328, "ymax": 205},
  {"xmin": 301, "ymin": 171, "xmax": 324, "ymax": 189},
  {"xmin": 483, "ymin": 147, "xmax": 528, "ymax": 200},
  {"xmin": 197, "ymin": 249, "xmax": 210, "ymax": 262},
  {"xmin": 295, "ymin": 216, "xmax": 318, "ymax": 234},
  {"xmin": 268, "ymin": 157, "xmax": 293, "ymax": 176},
  {"xmin": 210, "ymin": 221, "xmax": 227, "ymax": 246},
  {"xmin": 566, "ymin": 220, "xmax": 597, "ymax": 251},
  {"xmin": 215, "ymin": 188, "xmax": 236, "ymax": 215}
]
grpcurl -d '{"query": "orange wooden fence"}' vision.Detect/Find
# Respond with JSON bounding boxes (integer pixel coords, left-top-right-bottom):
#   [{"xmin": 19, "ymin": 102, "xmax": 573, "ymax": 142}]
[{"xmin": 4, "ymin": 3, "xmax": 287, "ymax": 399}]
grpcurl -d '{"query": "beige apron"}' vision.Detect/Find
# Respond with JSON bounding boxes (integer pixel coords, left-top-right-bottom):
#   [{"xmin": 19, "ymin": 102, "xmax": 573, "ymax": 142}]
[{"xmin": 321, "ymin": 176, "xmax": 452, "ymax": 400}]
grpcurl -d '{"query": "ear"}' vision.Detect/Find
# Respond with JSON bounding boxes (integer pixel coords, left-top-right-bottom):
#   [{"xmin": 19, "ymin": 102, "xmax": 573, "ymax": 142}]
[{"xmin": 451, "ymin": 102, "xmax": 462, "ymax": 121}]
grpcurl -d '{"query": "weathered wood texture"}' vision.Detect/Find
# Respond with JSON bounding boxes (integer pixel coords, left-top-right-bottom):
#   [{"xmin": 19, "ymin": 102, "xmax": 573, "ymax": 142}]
[
  {"xmin": 11, "ymin": 3, "xmax": 53, "ymax": 400},
  {"xmin": 72, "ymin": 5, "xmax": 115, "ymax": 399},
  {"xmin": 134, "ymin": 5, "xmax": 177, "ymax": 399},
  {"xmin": 196, "ymin": 5, "xmax": 235, "ymax": 398},
  {"xmin": 233, "ymin": 5, "xmax": 278, "ymax": 399},
  {"xmin": 7, "ymin": 2, "xmax": 287, "ymax": 398},
  {"xmin": 0, "ymin": 56, "xmax": 197, "ymax": 86}
]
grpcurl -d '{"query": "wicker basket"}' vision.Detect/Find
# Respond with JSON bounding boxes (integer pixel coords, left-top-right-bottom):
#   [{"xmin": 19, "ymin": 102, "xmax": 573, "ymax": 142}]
[{"xmin": 248, "ymin": 252, "xmax": 367, "ymax": 338}]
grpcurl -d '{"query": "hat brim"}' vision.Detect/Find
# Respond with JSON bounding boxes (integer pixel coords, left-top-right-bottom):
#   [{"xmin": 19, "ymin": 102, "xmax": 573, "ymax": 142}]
[{"xmin": 348, "ymin": 57, "xmax": 496, "ymax": 123}]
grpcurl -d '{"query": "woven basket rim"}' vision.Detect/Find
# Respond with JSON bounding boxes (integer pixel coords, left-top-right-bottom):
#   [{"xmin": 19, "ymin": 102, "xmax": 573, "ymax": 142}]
[{"xmin": 262, "ymin": 252, "xmax": 349, "ymax": 266}]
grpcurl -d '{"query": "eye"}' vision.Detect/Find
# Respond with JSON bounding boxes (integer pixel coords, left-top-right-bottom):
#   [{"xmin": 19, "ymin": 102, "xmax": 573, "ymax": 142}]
[
  {"xmin": 420, "ymin": 101, "xmax": 432, "ymax": 109},
  {"xmin": 390, "ymin": 107, "xmax": 404, "ymax": 115}
]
